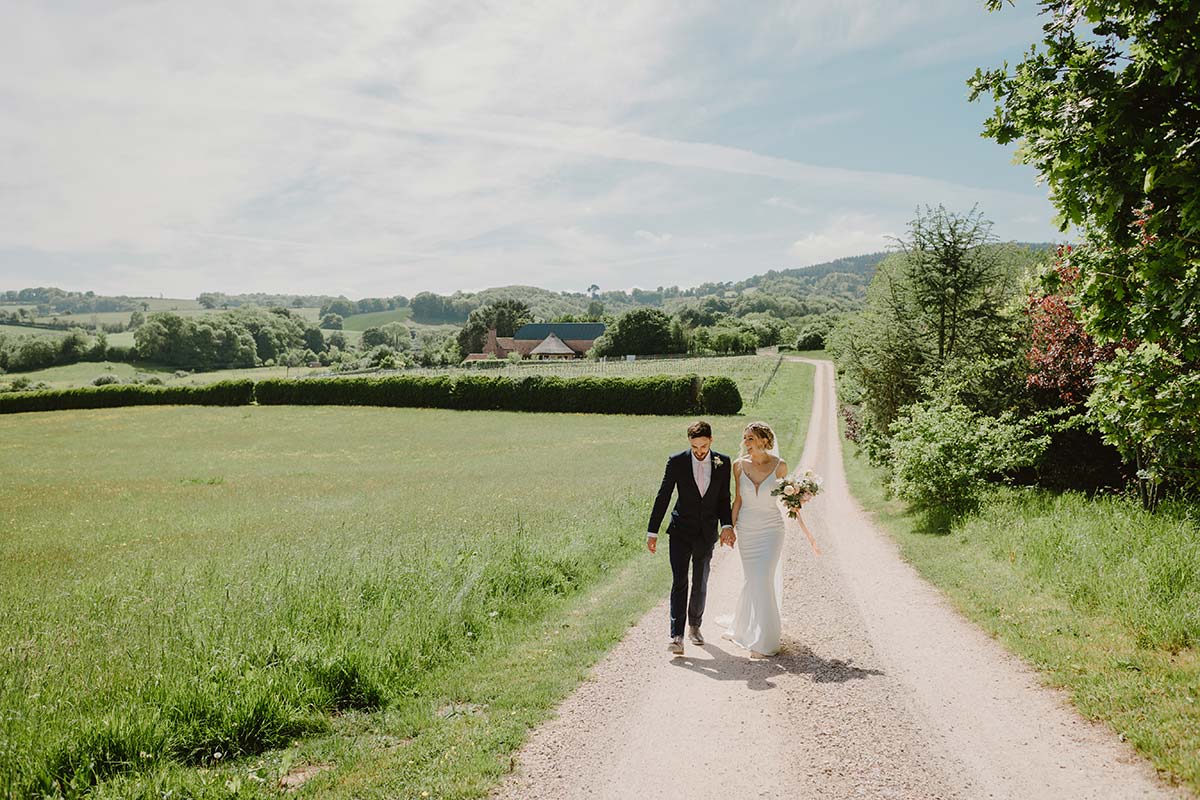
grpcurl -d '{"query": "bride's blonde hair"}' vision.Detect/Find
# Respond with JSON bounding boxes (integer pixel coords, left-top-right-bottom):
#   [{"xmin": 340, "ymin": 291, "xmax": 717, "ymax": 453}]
[{"xmin": 741, "ymin": 421, "xmax": 775, "ymax": 456}]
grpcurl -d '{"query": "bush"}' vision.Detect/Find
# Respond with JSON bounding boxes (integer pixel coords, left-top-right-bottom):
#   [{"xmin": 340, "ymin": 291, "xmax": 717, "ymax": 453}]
[
  {"xmin": 92, "ymin": 375, "xmax": 120, "ymax": 386},
  {"xmin": 700, "ymin": 376, "xmax": 742, "ymax": 414},
  {"xmin": 795, "ymin": 328, "xmax": 825, "ymax": 350},
  {"xmin": 0, "ymin": 373, "xmax": 729, "ymax": 416},
  {"xmin": 888, "ymin": 398, "xmax": 1048, "ymax": 517},
  {"xmin": 0, "ymin": 380, "xmax": 255, "ymax": 414},
  {"xmin": 257, "ymin": 374, "xmax": 704, "ymax": 415}
]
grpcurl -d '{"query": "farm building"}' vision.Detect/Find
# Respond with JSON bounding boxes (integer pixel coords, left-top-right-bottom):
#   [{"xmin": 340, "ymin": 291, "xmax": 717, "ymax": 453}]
[{"xmin": 466, "ymin": 322, "xmax": 605, "ymax": 361}]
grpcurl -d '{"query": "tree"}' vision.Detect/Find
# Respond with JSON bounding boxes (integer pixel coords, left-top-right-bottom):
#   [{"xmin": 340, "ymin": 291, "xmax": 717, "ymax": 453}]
[
  {"xmin": 1026, "ymin": 247, "xmax": 1121, "ymax": 407},
  {"xmin": 360, "ymin": 327, "xmax": 387, "ymax": 348},
  {"xmin": 326, "ymin": 331, "xmax": 348, "ymax": 351},
  {"xmin": 379, "ymin": 321, "xmax": 412, "ymax": 350},
  {"xmin": 320, "ymin": 313, "xmax": 344, "ymax": 330},
  {"xmin": 197, "ymin": 293, "xmax": 218, "ymax": 309},
  {"xmin": 455, "ymin": 299, "xmax": 533, "ymax": 358},
  {"xmin": 893, "ymin": 205, "xmax": 1004, "ymax": 365},
  {"xmin": 592, "ymin": 308, "xmax": 681, "ymax": 357},
  {"xmin": 409, "ymin": 291, "xmax": 448, "ymax": 323},
  {"xmin": 128, "ymin": 311, "xmax": 145, "ymax": 329},
  {"xmin": 971, "ymin": 1, "xmax": 1200, "ymax": 495},
  {"xmin": 320, "ymin": 298, "xmax": 356, "ymax": 318},
  {"xmin": 971, "ymin": 1, "xmax": 1200, "ymax": 358},
  {"xmin": 302, "ymin": 325, "xmax": 327, "ymax": 354},
  {"xmin": 588, "ymin": 284, "xmax": 600, "ymax": 299}
]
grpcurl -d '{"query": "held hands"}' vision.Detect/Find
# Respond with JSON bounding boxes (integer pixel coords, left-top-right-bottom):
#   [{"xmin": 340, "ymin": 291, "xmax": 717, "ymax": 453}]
[
  {"xmin": 647, "ymin": 536, "xmax": 657, "ymax": 554},
  {"xmin": 719, "ymin": 527, "xmax": 737, "ymax": 548}
]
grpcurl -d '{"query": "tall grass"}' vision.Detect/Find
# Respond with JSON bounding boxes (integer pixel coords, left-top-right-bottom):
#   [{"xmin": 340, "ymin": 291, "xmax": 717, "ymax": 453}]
[{"xmin": 961, "ymin": 490, "xmax": 1200, "ymax": 652}]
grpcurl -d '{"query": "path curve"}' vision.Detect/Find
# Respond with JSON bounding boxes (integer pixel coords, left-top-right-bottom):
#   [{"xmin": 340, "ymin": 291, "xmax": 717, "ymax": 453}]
[{"xmin": 492, "ymin": 359, "xmax": 1186, "ymax": 800}]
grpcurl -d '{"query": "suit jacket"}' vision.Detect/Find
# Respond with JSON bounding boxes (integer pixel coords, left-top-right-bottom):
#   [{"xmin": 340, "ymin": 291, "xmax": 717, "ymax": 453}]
[{"xmin": 647, "ymin": 450, "xmax": 734, "ymax": 552}]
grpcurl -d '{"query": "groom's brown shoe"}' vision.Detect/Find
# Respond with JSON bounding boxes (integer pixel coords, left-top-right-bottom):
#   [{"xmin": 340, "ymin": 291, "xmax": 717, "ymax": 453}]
[
  {"xmin": 687, "ymin": 625, "xmax": 704, "ymax": 646},
  {"xmin": 668, "ymin": 635, "xmax": 684, "ymax": 655}
]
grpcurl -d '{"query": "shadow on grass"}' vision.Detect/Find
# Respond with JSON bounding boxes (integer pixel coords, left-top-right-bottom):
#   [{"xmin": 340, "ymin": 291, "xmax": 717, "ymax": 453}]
[
  {"xmin": 912, "ymin": 505, "xmax": 962, "ymax": 536},
  {"xmin": 669, "ymin": 639, "xmax": 885, "ymax": 691}
]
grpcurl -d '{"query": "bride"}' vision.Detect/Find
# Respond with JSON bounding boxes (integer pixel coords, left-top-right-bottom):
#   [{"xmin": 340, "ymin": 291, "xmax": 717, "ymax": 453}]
[{"xmin": 724, "ymin": 421, "xmax": 792, "ymax": 658}]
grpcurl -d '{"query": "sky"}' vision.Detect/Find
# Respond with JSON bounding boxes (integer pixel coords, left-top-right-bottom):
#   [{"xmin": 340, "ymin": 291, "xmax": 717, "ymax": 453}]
[{"xmin": 0, "ymin": 1, "xmax": 1061, "ymax": 300}]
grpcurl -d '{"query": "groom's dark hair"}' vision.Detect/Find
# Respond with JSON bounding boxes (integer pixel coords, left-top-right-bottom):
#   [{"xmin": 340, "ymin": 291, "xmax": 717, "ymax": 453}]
[{"xmin": 687, "ymin": 420, "xmax": 712, "ymax": 439}]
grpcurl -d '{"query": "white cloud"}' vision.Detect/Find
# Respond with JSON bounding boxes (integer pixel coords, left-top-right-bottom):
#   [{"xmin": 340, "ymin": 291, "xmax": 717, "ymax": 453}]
[
  {"xmin": 788, "ymin": 214, "xmax": 896, "ymax": 266},
  {"xmin": 764, "ymin": 197, "xmax": 813, "ymax": 214},
  {"xmin": 635, "ymin": 230, "xmax": 673, "ymax": 245},
  {"xmin": 0, "ymin": 1, "xmax": 1058, "ymax": 297}
]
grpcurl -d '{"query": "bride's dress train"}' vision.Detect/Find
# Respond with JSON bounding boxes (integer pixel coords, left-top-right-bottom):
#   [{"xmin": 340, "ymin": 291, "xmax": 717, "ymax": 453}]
[{"xmin": 725, "ymin": 467, "xmax": 785, "ymax": 655}]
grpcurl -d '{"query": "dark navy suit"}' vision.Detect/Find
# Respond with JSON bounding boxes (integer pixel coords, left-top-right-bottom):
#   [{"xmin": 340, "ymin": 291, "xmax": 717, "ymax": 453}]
[{"xmin": 647, "ymin": 450, "xmax": 734, "ymax": 638}]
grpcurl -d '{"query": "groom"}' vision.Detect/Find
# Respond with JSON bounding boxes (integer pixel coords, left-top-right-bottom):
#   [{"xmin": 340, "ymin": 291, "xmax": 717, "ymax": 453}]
[{"xmin": 647, "ymin": 420, "xmax": 735, "ymax": 655}]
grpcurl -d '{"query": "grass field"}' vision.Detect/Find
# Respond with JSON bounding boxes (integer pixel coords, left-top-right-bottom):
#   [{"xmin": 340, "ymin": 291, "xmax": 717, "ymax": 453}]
[
  {"xmin": 0, "ymin": 361, "xmax": 172, "ymax": 388},
  {"xmin": 25, "ymin": 306, "xmax": 322, "ymax": 332},
  {"xmin": 0, "ymin": 359, "xmax": 813, "ymax": 798},
  {"xmin": 839, "ymin": 417, "xmax": 1200, "ymax": 792},
  {"xmin": 340, "ymin": 309, "xmax": 412, "ymax": 331},
  {"xmin": 0, "ymin": 324, "xmax": 69, "ymax": 339}
]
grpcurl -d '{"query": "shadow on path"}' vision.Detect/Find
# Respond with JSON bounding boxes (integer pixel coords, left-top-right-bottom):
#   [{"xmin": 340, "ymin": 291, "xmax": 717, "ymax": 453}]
[{"xmin": 668, "ymin": 637, "xmax": 886, "ymax": 691}]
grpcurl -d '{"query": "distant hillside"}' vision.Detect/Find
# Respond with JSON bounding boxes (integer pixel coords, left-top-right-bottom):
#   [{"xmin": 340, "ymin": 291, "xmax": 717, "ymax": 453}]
[{"xmin": 3, "ymin": 244, "xmax": 1055, "ymax": 330}]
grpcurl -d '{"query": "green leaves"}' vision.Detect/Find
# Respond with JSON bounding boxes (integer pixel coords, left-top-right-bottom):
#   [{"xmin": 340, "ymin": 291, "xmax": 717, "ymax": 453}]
[
  {"xmin": 972, "ymin": 1, "xmax": 1200, "ymax": 493},
  {"xmin": 888, "ymin": 397, "xmax": 1048, "ymax": 517}
]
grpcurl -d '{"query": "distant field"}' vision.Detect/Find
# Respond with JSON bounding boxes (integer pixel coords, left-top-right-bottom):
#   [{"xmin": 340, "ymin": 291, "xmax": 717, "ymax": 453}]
[
  {"xmin": 136, "ymin": 297, "xmax": 207, "ymax": 312},
  {"xmin": 33, "ymin": 309, "xmax": 203, "ymax": 327},
  {"xmin": 0, "ymin": 361, "xmax": 168, "ymax": 388},
  {"xmin": 29, "ymin": 305, "xmax": 322, "ymax": 328},
  {"xmin": 0, "ymin": 324, "xmax": 67, "ymax": 339},
  {"xmin": 340, "ymin": 308, "xmax": 413, "ymax": 330},
  {"xmin": 0, "ymin": 360, "xmax": 325, "ymax": 390},
  {"xmin": 329, "ymin": 327, "xmax": 362, "ymax": 345},
  {"xmin": 0, "ymin": 359, "xmax": 813, "ymax": 797}
]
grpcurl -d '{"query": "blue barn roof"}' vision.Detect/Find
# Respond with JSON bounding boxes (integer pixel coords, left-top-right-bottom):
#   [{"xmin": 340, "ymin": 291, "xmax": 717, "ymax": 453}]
[{"xmin": 512, "ymin": 322, "xmax": 606, "ymax": 341}]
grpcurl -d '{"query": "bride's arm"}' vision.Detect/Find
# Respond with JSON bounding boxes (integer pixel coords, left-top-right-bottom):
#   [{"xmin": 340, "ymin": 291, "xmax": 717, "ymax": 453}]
[
  {"xmin": 775, "ymin": 458, "xmax": 788, "ymax": 479},
  {"xmin": 731, "ymin": 461, "xmax": 743, "ymax": 527}
]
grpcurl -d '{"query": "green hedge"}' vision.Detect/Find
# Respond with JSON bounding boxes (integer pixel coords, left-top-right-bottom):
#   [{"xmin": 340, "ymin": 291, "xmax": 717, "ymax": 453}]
[
  {"xmin": 258, "ymin": 374, "xmax": 707, "ymax": 415},
  {"xmin": 0, "ymin": 380, "xmax": 254, "ymax": 414},
  {"xmin": 700, "ymin": 375, "xmax": 743, "ymax": 415},
  {"xmin": 0, "ymin": 373, "xmax": 744, "ymax": 416},
  {"xmin": 254, "ymin": 375, "xmax": 455, "ymax": 408}
]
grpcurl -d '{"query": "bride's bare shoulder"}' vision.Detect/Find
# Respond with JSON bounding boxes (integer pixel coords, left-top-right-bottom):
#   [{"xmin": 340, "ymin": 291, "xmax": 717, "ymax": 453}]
[{"xmin": 775, "ymin": 458, "xmax": 788, "ymax": 477}]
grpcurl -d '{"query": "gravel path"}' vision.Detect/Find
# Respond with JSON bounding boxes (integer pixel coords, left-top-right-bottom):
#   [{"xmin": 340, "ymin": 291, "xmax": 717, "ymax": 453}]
[{"xmin": 492, "ymin": 358, "xmax": 1186, "ymax": 800}]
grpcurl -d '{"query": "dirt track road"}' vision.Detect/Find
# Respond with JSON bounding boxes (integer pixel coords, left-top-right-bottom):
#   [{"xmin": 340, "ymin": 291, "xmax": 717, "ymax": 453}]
[{"xmin": 492, "ymin": 359, "xmax": 1185, "ymax": 800}]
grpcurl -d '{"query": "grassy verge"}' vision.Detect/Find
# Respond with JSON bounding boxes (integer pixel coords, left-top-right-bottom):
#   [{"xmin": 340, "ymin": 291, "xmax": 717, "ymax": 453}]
[
  {"xmin": 839, "ymin": 420, "xmax": 1200, "ymax": 792},
  {"xmin": 0, "ymin": 360, "xmax": 812, "ymax": 798}
]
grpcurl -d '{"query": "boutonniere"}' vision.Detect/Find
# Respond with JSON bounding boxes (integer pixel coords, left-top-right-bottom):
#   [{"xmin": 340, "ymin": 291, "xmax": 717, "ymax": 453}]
[{"xmin": 712, "ymin": 455, "xmax": 724, "ymax": 468}]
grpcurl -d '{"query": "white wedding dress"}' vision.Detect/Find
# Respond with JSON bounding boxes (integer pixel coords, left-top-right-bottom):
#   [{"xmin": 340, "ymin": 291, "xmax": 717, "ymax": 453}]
[{"xmin": 725, "ymin": 463, "xmax": 786, "ymax": 655}]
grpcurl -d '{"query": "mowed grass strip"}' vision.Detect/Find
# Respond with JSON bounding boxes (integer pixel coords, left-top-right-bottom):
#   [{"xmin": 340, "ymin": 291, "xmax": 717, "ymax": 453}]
[
  {"xmin": 0, "ymin": 360, "xmax": 812, "ymax": 798},
  {"xmin": 839, "ymin": 420, "xmax": 1200, "ymax": 792}
]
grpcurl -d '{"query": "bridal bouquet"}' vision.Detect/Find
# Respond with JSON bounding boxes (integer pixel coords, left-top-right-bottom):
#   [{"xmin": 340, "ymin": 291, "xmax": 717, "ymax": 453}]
[{"xmin": 770, "ymin": 469, "xmax": 822, "ymax": 519}]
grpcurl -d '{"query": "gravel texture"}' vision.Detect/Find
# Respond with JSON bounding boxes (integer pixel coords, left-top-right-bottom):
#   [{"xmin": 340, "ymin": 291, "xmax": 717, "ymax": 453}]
[{"xmin": 492, "ymin": 358, "xmax": 1186, "ymax": 800}]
